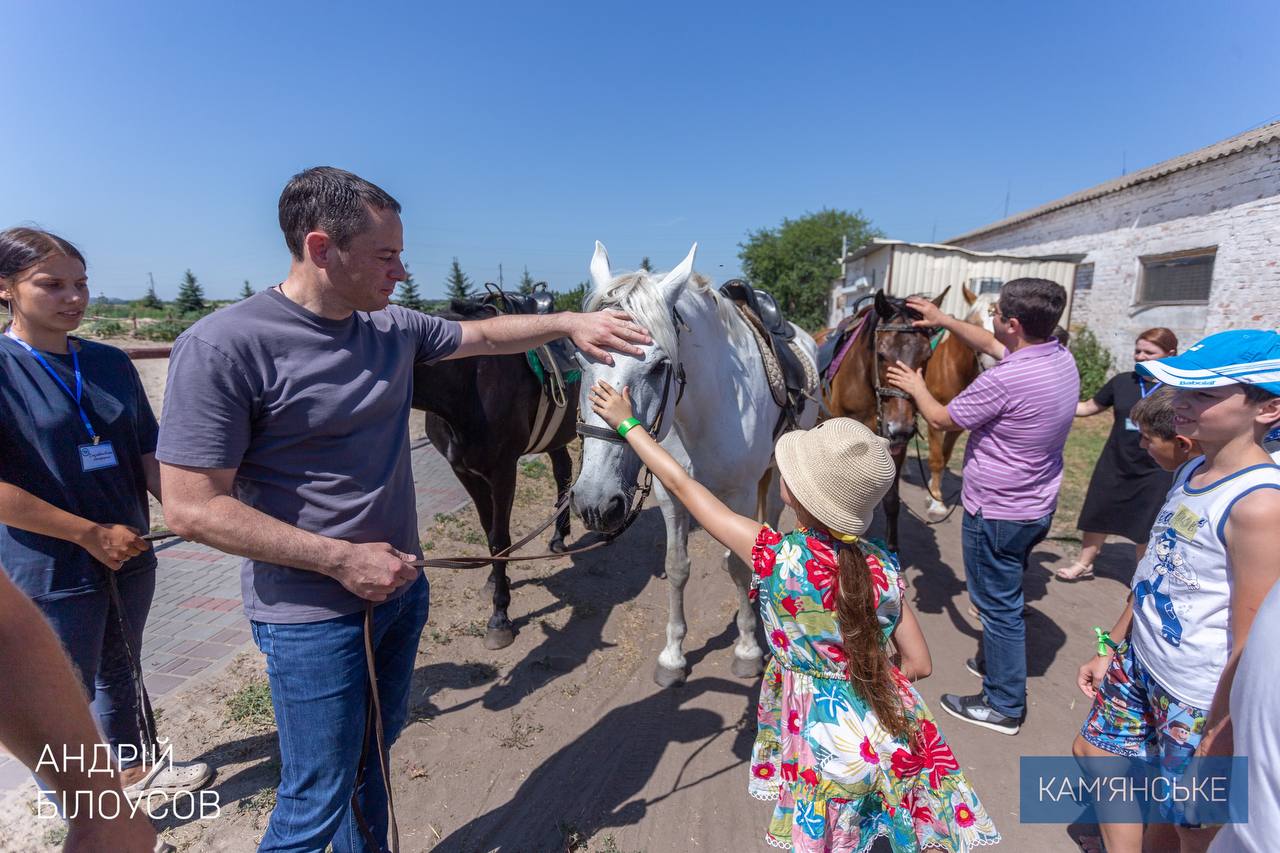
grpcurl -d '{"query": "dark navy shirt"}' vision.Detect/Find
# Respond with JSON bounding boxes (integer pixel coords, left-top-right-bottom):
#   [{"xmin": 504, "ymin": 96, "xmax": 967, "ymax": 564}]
[{"xmin": 0, "ymin": 335, "xmax": 158, "ymax": 598}]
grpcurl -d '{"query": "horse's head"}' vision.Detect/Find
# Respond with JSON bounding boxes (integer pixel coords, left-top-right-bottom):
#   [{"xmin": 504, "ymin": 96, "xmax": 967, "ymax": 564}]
[
  {"xmin": 871, "ymin": 289, "xmax": 946, "ymax": 450},
  {"xmin": 960, "ymin": 285, "xmax": 1001, "ymax": 371},
  {"xmin": 569, "ymin": 241, "xmax": 695, "ymax": 534}
]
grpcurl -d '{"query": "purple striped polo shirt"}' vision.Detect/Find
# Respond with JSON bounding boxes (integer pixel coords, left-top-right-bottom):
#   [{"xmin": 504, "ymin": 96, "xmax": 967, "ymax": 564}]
[{"xmin": 947, "ymin": 340, "xmax": 1080, "ymax": 521}]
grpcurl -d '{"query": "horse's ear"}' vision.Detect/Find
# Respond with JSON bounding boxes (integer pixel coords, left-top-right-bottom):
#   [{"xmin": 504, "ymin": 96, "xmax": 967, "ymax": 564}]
[
  {"xmin": 589, "ymin": 241, "xmax": 613, "ymax": 292},
  {"xmin": 962, "ymin": 284, "xmax": 978, "ymax": 305},
  {"xmin": 874, "ymin": 289, "xmax": 894, "ymax": 318},
  {"xmin": 657, "ymin": 243, "xmax": 697, "ymax": 303},
  {"xmin": 931, "ymin": 285, "xmax": 950, "ymax": 309}
]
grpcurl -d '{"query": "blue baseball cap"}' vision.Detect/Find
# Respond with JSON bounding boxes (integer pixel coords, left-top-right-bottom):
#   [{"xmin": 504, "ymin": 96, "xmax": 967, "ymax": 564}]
[{"xmin": 1137, "ymin": 329, "xmax": 1280, "ymax": 396}]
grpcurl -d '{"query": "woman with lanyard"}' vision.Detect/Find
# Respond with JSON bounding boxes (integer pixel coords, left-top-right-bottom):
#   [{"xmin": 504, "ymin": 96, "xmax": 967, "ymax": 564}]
[
  {"xmin": 0, "ymin": 228, "xmax": 210, "ymax": 799},
  {"xmin": 1055, "ymin": 327, "xmax": 1179, "ymax": 581}
]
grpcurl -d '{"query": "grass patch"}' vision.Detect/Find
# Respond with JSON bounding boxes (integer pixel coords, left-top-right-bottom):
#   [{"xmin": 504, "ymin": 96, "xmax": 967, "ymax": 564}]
[
  {"xmin": 520, "ymin": 458, "xmax": 549, "ymax": 480},
  {"xmin": 559, "ymin": 821, "xmax": 589, "ymax": 851},
  {"xmin": 238, "ymin": 785, "xmax": 277, "ymax": 814},
  {"xmin": 226, "ymin": 679, "xmax": 275, "ymax": 730}
]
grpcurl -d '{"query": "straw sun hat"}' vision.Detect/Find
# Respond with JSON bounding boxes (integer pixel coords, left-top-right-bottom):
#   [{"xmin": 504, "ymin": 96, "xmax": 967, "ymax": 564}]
[{"xmin": 774, "ymin": 418, "xmax": 897, "ymax": 538}]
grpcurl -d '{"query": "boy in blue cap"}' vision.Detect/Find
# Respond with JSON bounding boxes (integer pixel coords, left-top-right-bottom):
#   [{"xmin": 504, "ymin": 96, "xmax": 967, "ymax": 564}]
[{"xmin": 1071, "ymin": 330, "xmax": 1280, "ymax": 853}]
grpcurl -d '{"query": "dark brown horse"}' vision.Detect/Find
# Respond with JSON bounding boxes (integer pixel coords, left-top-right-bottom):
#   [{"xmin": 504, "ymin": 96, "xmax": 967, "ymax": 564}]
[
  {"xmin": 411, "ymin": 299, "xmax": 577, "ymax": 650},
  {"xmin": 817, "ymin": 289, "xmax": 946, "ymax": 552}
]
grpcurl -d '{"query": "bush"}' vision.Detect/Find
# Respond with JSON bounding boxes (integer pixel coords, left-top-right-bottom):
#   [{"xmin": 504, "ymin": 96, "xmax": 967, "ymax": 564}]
[
  {"xmin": 134, "ymin": 319, "xmax": 193, "ymax": 342},
  {"xmin": 1070, "ymin": 326, "xmax": 1113, "ymax": 401},
  {"xmin": 79, "ymin": 319, "xmax": 127, "ymax": 339}
]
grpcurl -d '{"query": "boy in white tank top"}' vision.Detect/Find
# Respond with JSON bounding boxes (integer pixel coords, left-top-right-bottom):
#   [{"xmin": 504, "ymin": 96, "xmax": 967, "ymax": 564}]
[{"xmin": 1071, "ymin": 330, "xmax": 1280, "ymax": 853}]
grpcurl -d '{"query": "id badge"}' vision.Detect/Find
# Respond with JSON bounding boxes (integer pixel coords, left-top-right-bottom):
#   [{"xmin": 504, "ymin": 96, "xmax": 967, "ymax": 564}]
[{"xmin": 79, "ymin": 441, "xmax": 119, "ymax": 472}]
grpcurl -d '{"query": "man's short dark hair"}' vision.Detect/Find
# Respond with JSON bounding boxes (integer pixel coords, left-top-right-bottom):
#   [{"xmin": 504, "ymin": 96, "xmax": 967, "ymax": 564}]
[
  {"xmin": 278, "ymin": 167, "xmax": 401, "ymax": 260},
  {"xmin": 998, "ymin": 278, "xmax": 1067, "ymax": 340},
  {"xmin": 1130, "ymin": 387, "xmax": 1178, "ymax": 440}
]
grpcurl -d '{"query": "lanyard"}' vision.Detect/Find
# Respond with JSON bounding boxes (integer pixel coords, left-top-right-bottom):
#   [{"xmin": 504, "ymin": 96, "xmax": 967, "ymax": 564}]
[
  {"xmin": 4, "ymin": 330, "xmax": 99, "ymax": 443},
  {"xmin": 1138, "ymin": 376, "xmax": 1161, "ymax": 398}
]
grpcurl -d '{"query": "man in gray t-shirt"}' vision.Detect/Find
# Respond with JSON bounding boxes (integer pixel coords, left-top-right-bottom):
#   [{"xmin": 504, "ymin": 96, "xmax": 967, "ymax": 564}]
[{"xmin": 157, "ymin": 167, "xmax": 648, "ymax": 853}]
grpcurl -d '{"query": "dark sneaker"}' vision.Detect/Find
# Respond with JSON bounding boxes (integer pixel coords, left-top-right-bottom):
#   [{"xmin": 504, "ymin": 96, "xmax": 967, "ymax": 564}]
[
  {"xmin": 940, "ymin": 692, "xmax": 1020, "ymax": 735},
  {"xmin": 964, "ymin": 657, "xmax": 985, "ymax": 678}
]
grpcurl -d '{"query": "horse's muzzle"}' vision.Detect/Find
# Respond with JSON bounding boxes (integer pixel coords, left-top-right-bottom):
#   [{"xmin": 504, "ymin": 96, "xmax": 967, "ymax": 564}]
[{"xmin": 570, "ymin": 490, "xmax": 630, "ymax": 534}]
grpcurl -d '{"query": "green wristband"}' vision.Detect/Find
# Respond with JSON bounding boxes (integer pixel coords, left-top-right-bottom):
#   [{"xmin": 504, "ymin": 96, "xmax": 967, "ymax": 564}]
[{"xmin": 616, "ymin": 417, "xmax": 642, "ymax": 438}]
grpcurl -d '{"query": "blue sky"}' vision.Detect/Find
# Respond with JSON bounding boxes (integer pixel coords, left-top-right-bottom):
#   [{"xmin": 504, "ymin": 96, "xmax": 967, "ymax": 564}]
[{"xmin": 2, "ymin": 0, "xmax": 1277, "ymax": 300}]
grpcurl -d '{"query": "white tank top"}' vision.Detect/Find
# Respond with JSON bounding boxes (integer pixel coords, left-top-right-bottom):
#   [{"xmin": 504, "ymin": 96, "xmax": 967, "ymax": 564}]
[{"xmin": 1129, "ymin": 457, "xmax": 1280, "ymax": 709}]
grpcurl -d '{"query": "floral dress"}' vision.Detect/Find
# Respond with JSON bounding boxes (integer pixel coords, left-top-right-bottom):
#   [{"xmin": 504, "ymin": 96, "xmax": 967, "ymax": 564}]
[{"xmin": 748, "ymin": 526, "xmax": 1001, "ymax": 852}]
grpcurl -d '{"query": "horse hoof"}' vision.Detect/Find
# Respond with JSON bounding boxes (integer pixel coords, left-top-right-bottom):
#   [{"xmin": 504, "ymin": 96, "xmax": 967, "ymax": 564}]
[
  {"xmin": 926, "ymin": 500, "xmax": 948, "ymax": 522},
  {"xmin": 731, "ymin": 655, "xmax": 764, "ymax": 679},
  {"xmin": 654, "ymin": 663, "xmax": 687, "ymax": 688},
  {"xmin": 484, "ymin": 627, "xmax": 515, "ymax": 650},
  {"xmin": 548, "ymin": 537, "xmax": 567, "ymax": 554}
]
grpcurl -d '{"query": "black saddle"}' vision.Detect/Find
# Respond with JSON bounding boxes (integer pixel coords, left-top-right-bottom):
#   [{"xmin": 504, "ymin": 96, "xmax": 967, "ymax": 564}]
[
  {"xmin": 482, "ymin": 283, "xmax": 557, "ymax": 315},
  {"xmin": 719, "ymin": 280, "xmax": 810, "ymax": 433}
]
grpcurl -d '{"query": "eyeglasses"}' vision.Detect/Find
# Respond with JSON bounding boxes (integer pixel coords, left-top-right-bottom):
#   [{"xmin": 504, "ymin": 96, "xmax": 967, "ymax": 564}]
[{"xmin": 987, "ymin": 303, "xmax": 1013, "ymax": 322}]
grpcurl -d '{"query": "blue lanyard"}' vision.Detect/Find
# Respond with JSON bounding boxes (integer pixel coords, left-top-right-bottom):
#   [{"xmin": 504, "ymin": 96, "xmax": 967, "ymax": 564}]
[
  {"xmin": 1138, "ymin": 377, "xmax": 1161, "ymax": 398},
  {"xmin": 4, "ymin": 330, "xmax": 99, "ymax": 443}
]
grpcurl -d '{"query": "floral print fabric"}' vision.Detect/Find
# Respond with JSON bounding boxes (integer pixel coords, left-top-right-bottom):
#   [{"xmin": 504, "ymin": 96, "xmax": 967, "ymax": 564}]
[{"xmin": 748, "ymin": 526, "xmax": 1001, "ymax": 852}]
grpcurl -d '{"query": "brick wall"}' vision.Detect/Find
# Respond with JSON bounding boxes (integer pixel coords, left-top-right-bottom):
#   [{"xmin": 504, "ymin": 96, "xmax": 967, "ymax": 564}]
[{"xmin": 951, "ymin": 140, "xmax": 1280, "ymax": 366}]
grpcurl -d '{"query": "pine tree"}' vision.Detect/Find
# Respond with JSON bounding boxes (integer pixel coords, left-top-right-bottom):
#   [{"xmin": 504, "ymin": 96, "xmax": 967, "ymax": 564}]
[
  {"xmin": 141, "ymin": 276, "xmax": 163, "ymax": 310},
  {"xmin": 518, "ymin": 267, "xmax": 537, "ymax": 295},
  {"xmin": 174, "ymin": 270, "xmax": 206, "ymax": 315},
  {"xmin": 444, "ymin": 258, "xmax": 473, "ymax": 301},
  {"xmin": 396, "ymin": 270, "xmax": 426, "ymax": 311},
  {"xmin": 640, "ymin": 257, "xmax": 653, "ymax": 272},
  {"xmin": 554, "ymin": 281, "xmax": 589, "ymax": 312},
  {"xmin": 239, "ymin": 280, "xmax": 255, "ymax": 300}
]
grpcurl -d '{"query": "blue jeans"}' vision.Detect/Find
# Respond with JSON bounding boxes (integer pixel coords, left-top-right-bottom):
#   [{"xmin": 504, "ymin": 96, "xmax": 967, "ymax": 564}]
[
  {"xmin": 35, "ymin": 566, "xmax": 157, "ymax": 769},
  {"xmin": 251, "ymin": 575, "xmax": 429, "ymax": 853},
  {"xmin": 962, "ymin": 509, "xmax": 1052, "ymax": 718}
]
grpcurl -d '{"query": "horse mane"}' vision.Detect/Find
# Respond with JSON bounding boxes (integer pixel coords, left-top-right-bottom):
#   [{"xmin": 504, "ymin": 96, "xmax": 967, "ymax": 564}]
[{"xmin": 583, "ymin": 269, "xmax": 750, "ymax": 361}]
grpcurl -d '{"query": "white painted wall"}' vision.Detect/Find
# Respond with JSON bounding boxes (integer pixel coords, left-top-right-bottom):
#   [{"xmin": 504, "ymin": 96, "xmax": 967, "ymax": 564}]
[{"xmin": 950, "ymin": 139, "xmax": 1280, "ymax": 366}]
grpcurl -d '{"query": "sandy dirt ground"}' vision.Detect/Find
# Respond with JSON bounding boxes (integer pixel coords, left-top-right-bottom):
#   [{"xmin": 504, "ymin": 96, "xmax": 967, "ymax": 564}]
[{"xmin": 1, "ymin": 371, "xmax": 1126, "ymax": 850}]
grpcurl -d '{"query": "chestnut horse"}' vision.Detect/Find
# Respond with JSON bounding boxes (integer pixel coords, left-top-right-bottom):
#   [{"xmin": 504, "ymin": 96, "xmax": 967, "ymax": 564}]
[
  {"xmin": 818, "ymin": 289, "xmax": 946, "ymax": 552},
  {"xmin": 921, "ymin": 285, "xmax": 997, "ymax": 520}
]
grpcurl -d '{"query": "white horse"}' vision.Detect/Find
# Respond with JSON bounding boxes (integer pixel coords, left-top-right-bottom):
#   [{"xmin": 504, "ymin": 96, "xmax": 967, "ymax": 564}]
[{"xmin": 569, "ymin": 242, "xmax": 819, "ymax": 687}]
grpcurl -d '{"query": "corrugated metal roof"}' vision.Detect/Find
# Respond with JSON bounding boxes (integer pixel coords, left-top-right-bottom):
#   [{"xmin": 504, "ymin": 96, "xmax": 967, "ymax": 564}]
[
  {"xmin": 842, "ymin": 238, "xmax": 1078, "ymax": 264},
  {"xmin": 945, "ymin": 120, "xmax": 1280, "ymax": 245}
]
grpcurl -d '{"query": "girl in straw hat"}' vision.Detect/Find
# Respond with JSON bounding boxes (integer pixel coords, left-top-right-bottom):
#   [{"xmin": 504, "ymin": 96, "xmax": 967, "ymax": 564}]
[{"xmin": 590, "ymin": 381, "xmax": 1000, "ymax": 852}]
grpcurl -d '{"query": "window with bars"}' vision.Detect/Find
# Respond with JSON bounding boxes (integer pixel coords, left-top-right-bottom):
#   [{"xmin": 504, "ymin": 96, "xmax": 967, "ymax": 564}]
[
  {"xmin": 969, "ymin": 277, "xmax": 1003, "ymax": 295},
  {"xmin": 1073, "ymin": 263, "xmax": 1094, "ymax": 291},
  {"xmin": 1138, "ymin": 249, "xmax": 1215, "ymax": 304}
]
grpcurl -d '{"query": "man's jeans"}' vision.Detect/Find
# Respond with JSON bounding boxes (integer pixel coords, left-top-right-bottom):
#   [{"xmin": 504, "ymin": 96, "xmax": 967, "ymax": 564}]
[
  {"xmin": 251, "ymin": 575, "xmax": 429, "ymax": 853},
  {"xmin": 36, "ymin": 566, "xmax": 157, "ymax": 769},
  {"xmin": 963, "ymin": 509, "xmax": 1052, "ymax": 719}
]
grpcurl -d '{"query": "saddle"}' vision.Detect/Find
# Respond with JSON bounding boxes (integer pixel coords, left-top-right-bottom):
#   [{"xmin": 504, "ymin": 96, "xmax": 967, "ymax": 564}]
[
  {"xmin": 817, "ymin": 313, "xmax": 860, "ymax": 377},
  {"xmin": 718, "ymin": 280, "xmax": 816, "ymax": 435},
  {"xmin": 482, "ymin": 286, "xmax": 557, "ymax": 316}
]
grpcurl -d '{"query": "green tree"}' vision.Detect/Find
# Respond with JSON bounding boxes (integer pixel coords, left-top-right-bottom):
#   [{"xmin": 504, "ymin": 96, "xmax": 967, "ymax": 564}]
[
  {"xmin": 239, "ymin": 280, "xmax": 255, "ymax": 300},
  {"xmin": 640, "ymin": 257, "xmax": 653, "ymax": 272},
  {"xmin": 395, "ymin": 270, "xmax": 427, "ymax": 311},
  {"xmin": 141, "ymin": 276, "xmax": 164, "ymax": 310},
  {"xmin": 518, "ymin": 267, "xmax": 537, "ymax": 295},
  {"xmin": 554, "ymin": 281, "xmax": 589, "ymax": 313},
  {"xmin": 738, "ymin": 209, "xmax": 880, "ymax": 331},
  {"xmin": 1070, "ymin": 326, "xmax": 1113, "ymax": 401},
  {"xmin": 173, "ymin": 270, "xmax": 206, "ymax": 315},
  {"xmin": 444, "ymin": 258, "xmax": 473, "ymax": 301}
]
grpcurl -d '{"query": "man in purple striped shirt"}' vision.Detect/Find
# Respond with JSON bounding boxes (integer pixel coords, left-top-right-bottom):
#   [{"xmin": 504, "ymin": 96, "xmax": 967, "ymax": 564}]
[{"xmin": 888, "ymin": 278, "xmax": 1078, "ymax": 735}]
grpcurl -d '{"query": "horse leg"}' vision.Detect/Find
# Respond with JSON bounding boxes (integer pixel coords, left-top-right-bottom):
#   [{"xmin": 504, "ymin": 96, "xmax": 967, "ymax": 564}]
[
  {"xmin": 547, "ymin": 445, "xmax": 573, "ymax": 554},
  {"xmin": 724, "ymin": 488, "xmax": 765, "ymax": 679},
  {"xmin": 926, "ymin": 425, "xmax": 949, "ymax": 522},
  {"xmin": 884, "ymin": 450, "xmax": 906, "ymax": 555},
  {"xmin": 483, "ymin": 463, "xmax": 518, "ymax": 650},
  {"xmin": 655, "ymin": 485, "xmax": 692, "ymax": 688}
]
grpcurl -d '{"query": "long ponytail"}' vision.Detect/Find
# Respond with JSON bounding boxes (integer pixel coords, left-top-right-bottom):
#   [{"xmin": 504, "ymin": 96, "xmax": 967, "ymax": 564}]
[{"xmin": 834, "ymin": 541, "xmax": 912, "ymax": 740}]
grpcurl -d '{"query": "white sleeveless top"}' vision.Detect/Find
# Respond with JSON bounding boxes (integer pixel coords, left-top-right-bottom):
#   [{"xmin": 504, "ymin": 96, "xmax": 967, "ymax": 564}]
[{"xmin": 1129, "ymin": 457, "xmax": 1280, "ymax": 709}]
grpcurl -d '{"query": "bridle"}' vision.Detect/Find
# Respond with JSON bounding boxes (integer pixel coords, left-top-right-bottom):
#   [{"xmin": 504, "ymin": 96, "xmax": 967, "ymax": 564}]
[{"xmin": 870, "ymin": 315, "xmax": 938, "ymax": 441}]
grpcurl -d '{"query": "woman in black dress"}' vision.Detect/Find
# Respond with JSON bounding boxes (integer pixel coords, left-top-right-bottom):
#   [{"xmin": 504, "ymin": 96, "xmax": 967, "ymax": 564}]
[{"xmin": 1055, "ymin": 328, "xmax": 1178, "ymax": 581}]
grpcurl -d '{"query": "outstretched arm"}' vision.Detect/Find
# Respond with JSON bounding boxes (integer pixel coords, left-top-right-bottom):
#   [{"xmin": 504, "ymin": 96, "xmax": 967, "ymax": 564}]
[
  {"xmin": 884, "ymin": 363, "xmax": 960, "ymax": 432},
  {"xmin": 905, "ymin": 296, "xmax": 1005, "ymax": 362},
  {"xmin": 589, "ymin": 381, "xmax": 761, "ymax": 564},
  {"xmin": 450, "ymin": 310, "xmax": 651, "ymax": 365}
]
